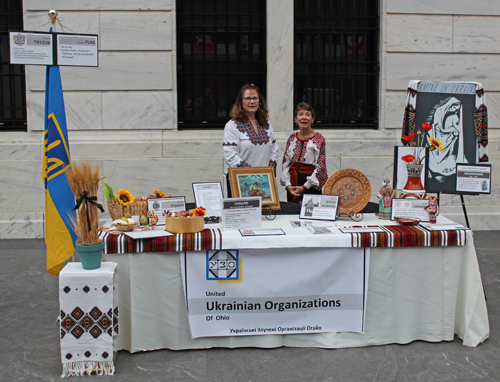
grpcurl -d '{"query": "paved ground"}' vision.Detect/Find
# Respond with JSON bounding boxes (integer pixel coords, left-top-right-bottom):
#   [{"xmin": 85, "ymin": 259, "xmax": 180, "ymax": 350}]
[{"xmin": 0, "ymin": 231, "xmax": 498, "ymax": 382}]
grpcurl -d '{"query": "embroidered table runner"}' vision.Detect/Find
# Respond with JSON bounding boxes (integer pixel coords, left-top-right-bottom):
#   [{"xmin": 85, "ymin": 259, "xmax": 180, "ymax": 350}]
[
  {"xmin": 99, "ymin": 228, "xmax": 222, "ymax": 254},
  {"xmin": 59, "ymin": 262, "xmax": 118, "ymax": 377},
  {"xmin": 349, "ymin": 225, "xmax": 468, "ymax": 248}
]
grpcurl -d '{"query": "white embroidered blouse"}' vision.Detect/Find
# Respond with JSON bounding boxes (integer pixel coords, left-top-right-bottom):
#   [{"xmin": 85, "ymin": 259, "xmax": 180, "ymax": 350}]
[
  {"xmin": 223, "ymin": 119, "xmax": 279, "ymax": 176},
  {"xmin": 280, "ymin": 132, "xmax": 328, "ymax": 190}
]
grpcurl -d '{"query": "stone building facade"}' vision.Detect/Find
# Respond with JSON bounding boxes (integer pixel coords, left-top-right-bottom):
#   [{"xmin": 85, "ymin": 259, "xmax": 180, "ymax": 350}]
[{"xmin": 1, "ymin": 0, "xmax": 498, "ymax": 238}]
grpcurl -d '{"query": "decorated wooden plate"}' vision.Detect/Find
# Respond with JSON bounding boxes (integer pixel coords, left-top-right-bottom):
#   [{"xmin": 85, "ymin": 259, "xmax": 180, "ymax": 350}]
[{"xmin": 322, "ymin": 168, "xmax": 371, "ymax": 215}]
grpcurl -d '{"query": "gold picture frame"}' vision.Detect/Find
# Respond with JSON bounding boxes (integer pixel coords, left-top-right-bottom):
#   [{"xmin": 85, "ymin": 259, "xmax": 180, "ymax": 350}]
[{"xmin": 228, "ymin": 166, "xmax": 281, "ymax": 210}]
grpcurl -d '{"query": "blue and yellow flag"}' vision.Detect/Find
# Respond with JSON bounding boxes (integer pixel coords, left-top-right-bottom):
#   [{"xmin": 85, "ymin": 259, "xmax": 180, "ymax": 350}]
[{"xmin": 42, "ymin": 64, "xmax": 77, "ymax": 275}]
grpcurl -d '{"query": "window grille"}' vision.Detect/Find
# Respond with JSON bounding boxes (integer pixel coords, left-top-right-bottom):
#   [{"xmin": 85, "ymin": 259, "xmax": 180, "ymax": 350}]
[
  {"xmin": 294, "ymin": 0, "xmax": 379, "ymax": 129},
  {"xmin": 0, "ymin": 0, "xmax": 26, "ymax": 131},
  {"xmin": 177, "ymin": 0, "xmax": 266, "ymax": 129}
]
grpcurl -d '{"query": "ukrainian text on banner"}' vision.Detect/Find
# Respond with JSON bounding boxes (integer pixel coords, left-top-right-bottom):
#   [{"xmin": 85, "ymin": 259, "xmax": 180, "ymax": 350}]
[{"xmin": 181, "ymin": 247, "xmax": 369, "ymax": 338}]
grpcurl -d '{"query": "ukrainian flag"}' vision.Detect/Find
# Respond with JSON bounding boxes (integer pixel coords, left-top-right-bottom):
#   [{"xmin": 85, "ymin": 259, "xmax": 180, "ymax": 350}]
[{"xmin": 42, "ymin": 64, "xmax": 77, "ymax": 275}]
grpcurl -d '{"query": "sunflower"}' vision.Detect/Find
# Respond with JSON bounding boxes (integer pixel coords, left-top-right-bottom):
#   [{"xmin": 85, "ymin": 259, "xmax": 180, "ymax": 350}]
[
  {"xmin": 153, "ymin": 189, "xmax": 167, "ymax": 198},
  {"xmin": 428, "ymin": 136, "xmax": 444, "ymax": 151},
  {"xmin": 116, "ymin": 189, "xmax": 134, "ymax": 205}
]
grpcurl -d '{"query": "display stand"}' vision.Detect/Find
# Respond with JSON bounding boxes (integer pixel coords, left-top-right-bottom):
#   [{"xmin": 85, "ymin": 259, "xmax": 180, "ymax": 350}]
[{"xmin": 336, "ymin": 212, "xmax": 363, "ymax": 222}]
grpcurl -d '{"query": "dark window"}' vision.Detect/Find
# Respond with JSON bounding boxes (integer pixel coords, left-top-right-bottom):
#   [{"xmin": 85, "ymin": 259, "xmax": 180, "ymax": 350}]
[
  {"xmin": 177, "ymin": 0, "xmax": 266, "ymax": 129},
  {"xmin": 0, "ymin": 0, "xmax": 26, "ymax": 131},
  {"xmin": 294, "ymin": 0, "xmax": 379, "ymax": 129}
]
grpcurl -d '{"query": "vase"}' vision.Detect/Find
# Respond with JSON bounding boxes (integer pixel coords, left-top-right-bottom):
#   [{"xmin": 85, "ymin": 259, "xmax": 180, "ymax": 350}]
[
  {"xmin": 401, "ymin": 163, "xmax": 427, "ymax": 199},
  {"xmin": 76, "ymin": 242, "xmax": 105, "ymax": 270}
]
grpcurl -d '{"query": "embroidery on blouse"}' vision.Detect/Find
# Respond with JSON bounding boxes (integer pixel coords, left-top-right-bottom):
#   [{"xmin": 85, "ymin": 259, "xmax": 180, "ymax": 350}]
[
  {"xmin": 223, "ymin": 142, "xmax": 238, "ymax": 146},
  {"xmin": 237, "ymin": 160, "xmax": 251, "ymax": 167},
  {"xmin": 233, "ymin": 119, "xmax": 270, "ymax": 146}
]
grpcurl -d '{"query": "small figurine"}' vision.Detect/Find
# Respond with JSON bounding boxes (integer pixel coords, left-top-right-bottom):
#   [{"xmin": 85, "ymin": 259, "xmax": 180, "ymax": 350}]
[
  {"xmin": 424, "ymin": 195, "xmax": 439, "ymax": 224},
  {"xmin": 377, "ymin": 177, "xmax": 395, "ymax": 220}
]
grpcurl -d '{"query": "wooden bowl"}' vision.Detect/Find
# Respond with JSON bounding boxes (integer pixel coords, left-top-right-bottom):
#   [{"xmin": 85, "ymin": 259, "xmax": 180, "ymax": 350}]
[{"xmin": 165, "ymin": 216, "xmax": 204, "ymax": 233}]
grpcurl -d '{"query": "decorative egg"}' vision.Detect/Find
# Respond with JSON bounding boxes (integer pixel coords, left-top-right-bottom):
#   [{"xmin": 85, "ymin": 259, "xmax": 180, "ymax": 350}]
[
  {"xmin": 140, "ymin": 215, "xmax": 148, "ymax": 225},
  {"xmin": 150, "ymin": 215, "xmax": 159, "ymax": 225},
  {"xmin": 147, "ymin": 210, "xmax": 155, "ymax": 218}
]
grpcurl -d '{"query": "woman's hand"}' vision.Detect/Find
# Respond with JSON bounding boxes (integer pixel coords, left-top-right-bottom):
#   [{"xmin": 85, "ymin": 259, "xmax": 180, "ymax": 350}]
[{"xmin": 287, "ymin": 185, "xmax": 306, "ymax": 197}]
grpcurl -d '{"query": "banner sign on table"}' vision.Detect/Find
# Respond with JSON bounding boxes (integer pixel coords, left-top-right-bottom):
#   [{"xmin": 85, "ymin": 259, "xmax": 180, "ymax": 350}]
[{"xmin": 181, "ymin": 247, "xmax": 369, "ymax": 338}]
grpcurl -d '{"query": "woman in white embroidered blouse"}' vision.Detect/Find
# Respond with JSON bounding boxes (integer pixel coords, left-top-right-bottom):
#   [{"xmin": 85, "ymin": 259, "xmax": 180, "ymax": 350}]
[
  {"xmin": 280, "ymin": 102, "xmax": 327, "ymax": 203},
  {"xmin": 223, "ymin": 84, "xmax": 279, "ymax": 196}
]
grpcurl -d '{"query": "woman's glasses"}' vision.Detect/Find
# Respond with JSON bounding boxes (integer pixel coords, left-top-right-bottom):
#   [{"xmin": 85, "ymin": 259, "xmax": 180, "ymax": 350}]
[{"xmin": 243, "ymin": 97, "xmax": 259, "ymax": 103}]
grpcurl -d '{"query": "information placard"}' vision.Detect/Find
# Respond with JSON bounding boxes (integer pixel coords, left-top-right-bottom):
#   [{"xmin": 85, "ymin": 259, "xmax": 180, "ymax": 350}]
[
  {"xmin": 56, "ymin": 34, "xmax": 98, "ymax": 67},
  {"xmin": 299, "ymin": 194, "xmax": 339, "ymax": 221},
  {"xmin": 192, "ymin": 182, "xmax": 223, "ymax": 218},
  {"xmin": 391, "ymin": 198, "xmax": 430, "ymax": 222},
  {"xmin": 455, "ymin": 163, "xmax": 491, "ymax": 194},
  {"xmin": 221, "ymin": 197, "xmax": 261, "ymax": 231},
  {"xmin": 148, "ymin": 196, "xmax": 186, "ymax": 225},
  {"xmin": 9, "ymin": 31, "xmax": 53, "ymax": 65}
]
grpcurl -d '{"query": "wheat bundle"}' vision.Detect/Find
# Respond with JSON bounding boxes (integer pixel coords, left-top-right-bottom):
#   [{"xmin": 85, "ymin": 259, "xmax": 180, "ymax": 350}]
[{"xmin": 66, "ymin": 161, "xmax": 105, "ymax": 245}]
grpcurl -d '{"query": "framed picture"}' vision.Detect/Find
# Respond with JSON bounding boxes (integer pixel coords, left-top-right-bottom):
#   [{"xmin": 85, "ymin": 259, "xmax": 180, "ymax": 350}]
[
  {"xmin": 393, "ymin": 146, "xmax": 428, "ymax": 191},
  {"xmin": 414, "ymin": 81, "xmax": 479, "ymax": 194},
  {"xmin": 228, "ymin": 166, "xmax": 281, "ymax": 210}
]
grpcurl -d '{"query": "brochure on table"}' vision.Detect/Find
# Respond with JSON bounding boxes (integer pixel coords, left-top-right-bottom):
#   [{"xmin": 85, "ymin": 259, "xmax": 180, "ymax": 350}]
[
  {"xmin": 222, "ymin": 197, "xmax": 261, "ymax": 231},
  {"xmin": 192, "ymin": 182, "xmax": 223, "ymax": 218},
  {"xmin": 148, "ymin": 196, "xmax": 186, "ymax": 225},
  {"xmin": 455, "ymin": 163, "xmax": 492, "ymax": 194},
  {"xmin": 391, "ymin": 198, "xmax": 430, "ymax": 222},
  {"xmin": 299, "ymin": 194, "xmax": 339, "ymax": 221}
]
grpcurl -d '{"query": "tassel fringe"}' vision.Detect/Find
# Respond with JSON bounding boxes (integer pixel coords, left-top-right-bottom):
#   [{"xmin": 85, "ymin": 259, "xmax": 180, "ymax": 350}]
[{"xmin": 61, "ymin": 361, "xmax": 115, "ymax": 377}]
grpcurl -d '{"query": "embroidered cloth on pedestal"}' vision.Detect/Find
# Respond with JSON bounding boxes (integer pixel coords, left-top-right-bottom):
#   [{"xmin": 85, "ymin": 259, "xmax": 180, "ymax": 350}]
[{"xmin": 59, "ymin": 262, "xmax": 118, "ymax": 377}]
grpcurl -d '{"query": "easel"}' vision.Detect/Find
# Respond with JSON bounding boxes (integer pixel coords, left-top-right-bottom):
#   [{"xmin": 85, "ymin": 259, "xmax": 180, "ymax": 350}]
[{"xmin": 437, "ymin": 192, "xmax": 471, "ymax": 229}]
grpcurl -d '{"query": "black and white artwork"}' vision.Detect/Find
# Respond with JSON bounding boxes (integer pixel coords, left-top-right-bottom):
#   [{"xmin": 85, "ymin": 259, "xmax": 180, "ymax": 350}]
[{"xmin": 415, "ymin": 82, "xmax": 478, "ymax": 194}]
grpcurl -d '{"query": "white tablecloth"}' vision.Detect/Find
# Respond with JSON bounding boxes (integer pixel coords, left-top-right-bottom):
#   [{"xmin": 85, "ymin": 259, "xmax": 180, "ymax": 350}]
[{"xmin": 104, "ymin": 215, "xmax": 489, "ymax": 352}]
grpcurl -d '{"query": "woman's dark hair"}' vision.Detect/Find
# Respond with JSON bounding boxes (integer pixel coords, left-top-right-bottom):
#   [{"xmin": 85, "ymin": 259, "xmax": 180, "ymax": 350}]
[
  {"xmin": 231, "ymin": 83, "xmax": 269, "ymax": 127},
  {"xmin": 294, "ymin": 102, "xmax": 316, "ymax": 119}
]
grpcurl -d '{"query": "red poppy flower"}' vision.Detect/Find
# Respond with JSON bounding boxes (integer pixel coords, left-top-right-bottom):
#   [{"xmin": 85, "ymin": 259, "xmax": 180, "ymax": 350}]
[
  {"xmin": 422, "ymin": 122, "xmax": 432, "ymax": 131},
  {"xmin": 402, "ymin": 133, "xmax": 415, "ymax": 142},
  {"xmin": 401, "ymin": 155, "xmax": 415, "ymax": 163}
]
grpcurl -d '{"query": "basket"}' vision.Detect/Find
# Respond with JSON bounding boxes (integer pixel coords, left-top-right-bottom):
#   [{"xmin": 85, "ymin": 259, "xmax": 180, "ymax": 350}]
[
  {"xmin": 115, "ymin": 223, "xmax": 138, "ymax": 232},
  {"xmin": 165, "ymin": 216, "xmax": 204, "ymax": 233},
  {"xmin": 108, "ymin": 201, "xmax": 147, "ymax": 220}
]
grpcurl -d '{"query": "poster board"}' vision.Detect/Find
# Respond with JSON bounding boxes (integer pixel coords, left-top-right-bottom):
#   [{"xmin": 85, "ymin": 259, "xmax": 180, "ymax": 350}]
[{"xmin": 412, "ymin": 81, "xmax": 478, "ymax": 194}]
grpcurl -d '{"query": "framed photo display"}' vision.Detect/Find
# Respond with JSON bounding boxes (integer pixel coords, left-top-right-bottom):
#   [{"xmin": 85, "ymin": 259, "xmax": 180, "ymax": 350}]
[{"xmin": 227, "ymin": 167, "xmax": 281, "ymax": 210}]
